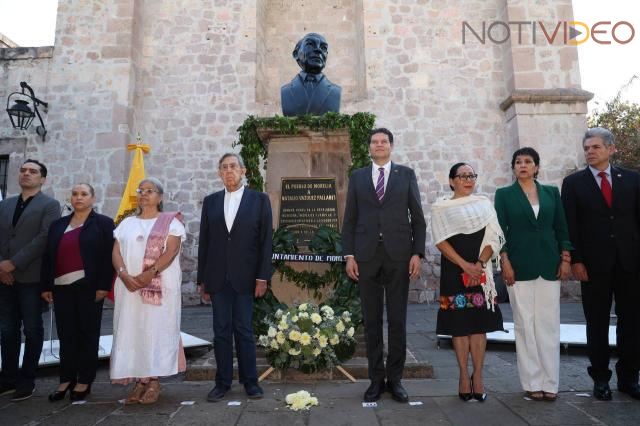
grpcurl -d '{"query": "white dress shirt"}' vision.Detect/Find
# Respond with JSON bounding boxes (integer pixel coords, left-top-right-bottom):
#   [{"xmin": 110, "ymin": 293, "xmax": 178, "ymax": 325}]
[
  {"xmin": 224, "ymin": 185, "xmax": 245, "ymax": 232},
  {"xmin": 371, "ymin": 160, "xmax": 391, "ymax": 192},
  {"xmin": 589, "ymin": 164, "xmax": 612, "ymax": 189}
]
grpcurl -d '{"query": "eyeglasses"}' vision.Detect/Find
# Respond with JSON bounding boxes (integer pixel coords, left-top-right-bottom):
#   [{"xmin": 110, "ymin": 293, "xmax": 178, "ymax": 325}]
[
  {"xmin": 454, "ymin": 174, "xmax": 478, "ymax": 181},
  {"xmin": 136, "ymin": 188, "xmax": 158, "ymax": 195}
]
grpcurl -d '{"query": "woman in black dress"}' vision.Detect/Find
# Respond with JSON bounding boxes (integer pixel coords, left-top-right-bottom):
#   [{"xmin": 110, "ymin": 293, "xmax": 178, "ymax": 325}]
[{"xmin": 431, "ymin": 163, "xmax": 505, "ymax": 402}]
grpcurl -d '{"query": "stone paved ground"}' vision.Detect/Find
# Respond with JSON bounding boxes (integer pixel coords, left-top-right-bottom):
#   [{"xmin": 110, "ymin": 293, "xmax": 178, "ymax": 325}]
[{"xmin": 1, "ymin": 303, "xmax": 639, "ymax": 425}]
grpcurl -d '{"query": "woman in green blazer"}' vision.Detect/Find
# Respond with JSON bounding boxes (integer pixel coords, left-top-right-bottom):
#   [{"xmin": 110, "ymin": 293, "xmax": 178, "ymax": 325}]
[{"xmin": 494, "ymin": 147, "xmax": 572, "ymax": 402}]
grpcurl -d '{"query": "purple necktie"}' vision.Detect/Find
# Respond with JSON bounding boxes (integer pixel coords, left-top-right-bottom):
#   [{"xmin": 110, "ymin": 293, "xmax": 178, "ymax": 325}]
[{"xmin": 375, "ymin": 167, "xmax": 385, "ymax": 202}]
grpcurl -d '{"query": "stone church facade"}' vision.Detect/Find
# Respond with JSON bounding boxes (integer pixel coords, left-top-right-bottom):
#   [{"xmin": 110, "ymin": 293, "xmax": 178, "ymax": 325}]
[{"xmin": 0, "ymin": 0, "xmax": 591, "ymax": 303}]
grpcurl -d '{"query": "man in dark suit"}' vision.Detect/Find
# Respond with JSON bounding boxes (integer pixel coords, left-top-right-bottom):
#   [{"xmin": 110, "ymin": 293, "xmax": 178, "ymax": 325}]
[
  {"xmin": 0, "ymin": 159, "xmax": 60, "ymax": 401},
  {"xmin": 342, "ymin": 128, "xmax": 426, "ymax": 402},
  {"xmin": 280, "ymin": 32, "xmax": 341, "ymax": 116},
  {"xmin": 197, "ymin": 153, "xmax": 272, "ymax": 402},
  {"xmin": 562, "ymin": 127, "xmax": 640, "ymax": 401}
]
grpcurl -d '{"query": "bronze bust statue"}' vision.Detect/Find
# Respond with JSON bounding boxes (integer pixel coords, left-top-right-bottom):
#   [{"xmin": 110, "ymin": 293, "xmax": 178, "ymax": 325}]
[{"xmin": 281, "ymin": 33, "xmax": 342, "ymax": 116}]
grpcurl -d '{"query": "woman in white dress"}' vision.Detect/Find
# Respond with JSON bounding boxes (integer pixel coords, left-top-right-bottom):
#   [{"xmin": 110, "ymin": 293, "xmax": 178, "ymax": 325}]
[{"xmin": 111, "ymin": 177, "xmax": 186, "ymax": 404}]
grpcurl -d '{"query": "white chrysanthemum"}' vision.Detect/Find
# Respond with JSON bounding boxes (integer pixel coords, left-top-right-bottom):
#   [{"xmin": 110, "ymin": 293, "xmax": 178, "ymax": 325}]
[
  {"xmin": 276, "ymin": 331, "xmax": 285, "ymax": 344},
  {"xmin": 278, "ymin": 320, "xmax": 288, "ymax": 330},
  {"xmin": 288, "ymin": 330, "xmax": 301, "ymax": 342},
  {"xmin": 336, "ymin": 321, "xmax": 345, "ymax": 333},
  {"xmin": 270, "ymin": 339, "xmax": 279, "ymax": 349},
  {"xmin": 310, "ymin": 313, "xmax": 322, "ymax": 324},
  {"xmin": 299, "ymin": 303, "xmax": 308, "ymax": 311},
  {"xmin": 312, "ymin": 348, "xmax": 321, "ymax": 356},
  {"xmin": 318, "ymin": 335, "xmax": 328, "ymax": 348},
  {"xmin": 267, "ymin": 326, "xmax": 277, "ymax": 337},
  {"xmin": 275, "ymin": 309, "xmax": 283, "ymax": 318},
  {"xmin": 300, "ymin": 333, "xmax": 312, "ymax": 346},
  {"xmin": 258, "ymin": 335, "xmax": 269, "ymax": 346},
  {"xmin": 321, "ymin": 306, "xmax": 334, "ymax": 316},
  {"xmin": 291, "ymin": 315, "xmax": 299, "ymax": 322},
  {"xmin": 299, "ymin": 312, "xmax": 309, "ymax": 319},
  {"xmin": 288, "ymin": 348, "xmax": 301, "ymax": 356},
  {"xmin": 330, "ymin": 335, "xmax": 339, "ymax": 345},
  {"xmin": 347, "ymin": 327, "xmax": 355, "ymax": 337}
]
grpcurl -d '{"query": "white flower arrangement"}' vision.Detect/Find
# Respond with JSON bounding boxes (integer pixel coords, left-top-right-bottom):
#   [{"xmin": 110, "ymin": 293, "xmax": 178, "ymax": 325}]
[
  {"xmin": 258, "ymin": 303, "xmax": 357, "ymax": 373},
  {"xmin": 285, "ymin": 390, "xmax": 319, "ymax": 411}
]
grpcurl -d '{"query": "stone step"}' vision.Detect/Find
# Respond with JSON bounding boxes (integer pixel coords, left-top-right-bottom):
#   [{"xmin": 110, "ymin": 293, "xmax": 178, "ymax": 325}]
[{"xmin": 185, "ymin": 349, "xmax": 433, "ymax": 382}]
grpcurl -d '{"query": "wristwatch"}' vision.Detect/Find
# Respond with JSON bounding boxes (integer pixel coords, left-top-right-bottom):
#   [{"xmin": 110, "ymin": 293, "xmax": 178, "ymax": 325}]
[{"xmin": 477, "ymin": 259, "xmax": 487, "ymax": 269}]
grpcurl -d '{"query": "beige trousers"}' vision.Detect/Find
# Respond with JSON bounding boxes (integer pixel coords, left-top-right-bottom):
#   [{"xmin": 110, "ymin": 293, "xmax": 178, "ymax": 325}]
[{"xmin": 507, "ymin": 277, "xmax": 560, "ymax": 393}]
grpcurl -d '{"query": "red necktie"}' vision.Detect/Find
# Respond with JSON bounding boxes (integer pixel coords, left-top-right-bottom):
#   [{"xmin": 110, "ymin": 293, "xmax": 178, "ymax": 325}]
[{"xmin": 598, "ymin": 171, "xmax": 612, "ymax": 208}]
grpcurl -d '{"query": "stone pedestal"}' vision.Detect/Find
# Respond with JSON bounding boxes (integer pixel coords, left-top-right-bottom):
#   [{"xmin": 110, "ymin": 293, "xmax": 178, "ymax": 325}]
[{"xmin": 258, "ymin": 128, "xmax": 352, "ymax": 306}]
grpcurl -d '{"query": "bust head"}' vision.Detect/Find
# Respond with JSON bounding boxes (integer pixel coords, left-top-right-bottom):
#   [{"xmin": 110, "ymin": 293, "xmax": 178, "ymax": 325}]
[{"xmin": 293, "ymin": 33, "xmax": 328, "ymax": 74}]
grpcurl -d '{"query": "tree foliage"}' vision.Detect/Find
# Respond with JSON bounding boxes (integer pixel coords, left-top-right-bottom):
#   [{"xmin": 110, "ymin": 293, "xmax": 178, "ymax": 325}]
[{"xmin": 588, "ymin": 76, "xmax": 640, "ymax": 170}]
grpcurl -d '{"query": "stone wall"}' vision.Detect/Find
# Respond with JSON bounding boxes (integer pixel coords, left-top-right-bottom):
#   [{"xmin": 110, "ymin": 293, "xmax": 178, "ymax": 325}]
[{"xmin": 0, "ymin": 0, "xmax": 591, "ymax": 304}]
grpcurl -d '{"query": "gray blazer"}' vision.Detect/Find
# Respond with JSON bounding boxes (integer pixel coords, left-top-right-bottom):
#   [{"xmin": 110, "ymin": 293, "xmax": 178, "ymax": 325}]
[{"xmin": 0, "ymin": 191, "xmax": 60, "ymax": 283}]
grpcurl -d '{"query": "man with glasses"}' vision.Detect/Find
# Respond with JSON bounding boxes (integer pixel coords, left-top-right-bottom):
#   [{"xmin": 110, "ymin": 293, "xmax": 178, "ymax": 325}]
[
  {"xmin": 0, "ymin": 159, "xmax": 60, "ymax": 401},
  {"xmin": 197, "ymin": 153, "xmax": 272, "ymax": 402},
  {"xmin": 342, "ymin": 128, "xmax": 426, "ymax": 403}
]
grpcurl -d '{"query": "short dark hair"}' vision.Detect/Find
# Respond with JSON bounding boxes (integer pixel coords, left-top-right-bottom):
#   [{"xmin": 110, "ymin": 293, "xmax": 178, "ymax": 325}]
[
  {"xmin": 368, "ymin": 128, "xmax": 394, "ymax": 145},
  {"xmin": 448, "ymin": 162, "xmax": 473, "ymax": 191},
  {"xmin": 511, "ymin": 147, "xmax": 540, "ymax": 179},
  {"xmin": 22, "ymin": 159, "xmax": 48, "ymax": 178}
]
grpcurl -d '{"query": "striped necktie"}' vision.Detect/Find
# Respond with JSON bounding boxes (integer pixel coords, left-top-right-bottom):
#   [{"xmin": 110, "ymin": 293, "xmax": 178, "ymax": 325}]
[{"xmin": 375, "ymin": 167, "xmax": 385, "ymax": 202}]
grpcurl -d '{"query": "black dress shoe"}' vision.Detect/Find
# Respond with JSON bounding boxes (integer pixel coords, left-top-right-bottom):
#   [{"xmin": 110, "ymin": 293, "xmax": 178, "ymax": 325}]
[
  {"xmin": 49, "ymin": 382, "xmax": 74, "ymax": 402},
  {"xmin": 593, "ymin": 382, "xmax": 612, "ymax": 401},
  {"xmin": 387, "ymin": 381, "xmax": 409, "ymax": 403},
  {"xmin": 618, "ymin": 382, "xmax": 640, "ymax": 400},
  {"xmin": 363, "ymin": 381, "xmax": 385, "ymax": 402},
  {"xmin": 70, "ymin": 384, "xmax": 91, "ymax": 402},
  {"xmin": 10, "ymin": 386, "xmax": 35, "ymax": 402},
  {"xmin": 245, "ymin": 383, "xmax": 264, "ymax": 399},
  {"xmin": 458, "ymin": 378, "xmax": 472, "ymax": 401},
  {"xmin": 207, "ymin": 386, "xmax": 228, "ymax": 402}
]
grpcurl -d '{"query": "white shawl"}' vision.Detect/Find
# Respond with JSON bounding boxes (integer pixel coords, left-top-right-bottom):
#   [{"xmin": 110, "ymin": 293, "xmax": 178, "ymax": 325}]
[{"xmin": 431, "ymin": 195, "xmax": 505, "ymax": 311}]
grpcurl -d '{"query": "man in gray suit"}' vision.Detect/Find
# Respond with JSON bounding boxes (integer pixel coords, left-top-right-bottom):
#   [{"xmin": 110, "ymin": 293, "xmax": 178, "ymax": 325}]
[{"xmin": 0, "ymin": 159, "xmax": 60, "ymax": 401}]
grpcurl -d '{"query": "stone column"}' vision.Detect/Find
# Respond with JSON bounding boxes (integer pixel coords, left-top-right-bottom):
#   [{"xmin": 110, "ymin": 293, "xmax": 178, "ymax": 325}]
[{"xmin": 258, "ymin": 128, "xmax": 351, "ymax": 305}]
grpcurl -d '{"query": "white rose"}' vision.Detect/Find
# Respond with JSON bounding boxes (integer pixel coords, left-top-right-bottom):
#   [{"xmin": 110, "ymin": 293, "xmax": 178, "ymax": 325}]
[
  {"xmin": 288, "ymin": 330, "xmax": 301, "ymax": 342},
  {"xmin": 330, "ymin": 335, "xmax": 339, "ymax": 345},
  {"xmin": 270, "ymin": 339, "xmax": 279, "ymax": 349},
  {"xmin": 258, "ymin": 335, "xmax": 269, "ymax": 346},
  {"xmin": 299, "ymin": 303, "xmax": 308, "ymax": 311},
  {"xmin": 347, "ymin": 327, "xmax": 355, "ymax": 337},
  {"xmin": 292, "ymin": 315, "xmax": 299, "ymax": 322},
  {"xmin": 275, "ymin": 309, "xmax": 283, "ymax": 318},
  {"xmin": 267, "ymin": 326, "xmax": 277, "ymax": 337},
  {"xmin": 336, "ymin": 321, "xmax": 345, "ymax": 333},
  {"xmin": 299, "ymin": 312, "xmax": 309, "ymax": 319},
  {"xmin": 312, "ymin": 348, "xmax": 321, "ymax": 356},
  {"xmin": 276, "ymin": 331, "xmax": 285, "ymax": 344}
]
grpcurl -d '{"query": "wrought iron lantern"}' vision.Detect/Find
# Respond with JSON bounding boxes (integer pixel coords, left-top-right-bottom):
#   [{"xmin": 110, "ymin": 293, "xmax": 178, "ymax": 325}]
[{"xmin": 6, "ymin": 81, "xmax": 48, "ymax": 141}]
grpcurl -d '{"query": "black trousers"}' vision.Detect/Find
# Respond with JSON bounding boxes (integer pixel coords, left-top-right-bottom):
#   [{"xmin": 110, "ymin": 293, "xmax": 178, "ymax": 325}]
[
  {"xmin": 358, "ymin": 242, "xmax": 409, "ymax": 383},
  {"xmin": 581, "ymin": 262, "xmax": 640, "ymax": 384},
  {"xmin": 53, "ymin": 281, "xmax": 104, "ymax": 385}
]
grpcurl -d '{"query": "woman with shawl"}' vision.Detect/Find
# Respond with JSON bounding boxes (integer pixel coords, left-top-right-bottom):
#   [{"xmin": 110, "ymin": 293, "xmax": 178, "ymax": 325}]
[
  {"xmin": 431, "ymin": 163, "xmax": 505, "ymax": 402},
  {"xmin": 110, "ymin": 177, "xmax": 186, "ymax": 404}
]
